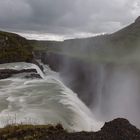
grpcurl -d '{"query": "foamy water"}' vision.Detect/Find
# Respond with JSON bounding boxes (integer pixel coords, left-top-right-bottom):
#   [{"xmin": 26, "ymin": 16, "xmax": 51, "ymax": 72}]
[{"xmin": 0, "ymin": 62, "xmax": 103, "ymax": 131}]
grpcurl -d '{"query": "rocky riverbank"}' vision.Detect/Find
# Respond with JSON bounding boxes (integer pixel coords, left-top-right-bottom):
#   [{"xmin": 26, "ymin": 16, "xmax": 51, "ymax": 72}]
[{"xmin": 0, "ymin": 118, "xmax": 139, "ymax": 140}]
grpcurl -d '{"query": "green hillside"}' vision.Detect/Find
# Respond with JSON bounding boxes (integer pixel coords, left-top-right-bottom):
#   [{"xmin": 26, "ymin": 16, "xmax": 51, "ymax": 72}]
[
  {"xmin": 31, "ymin": 16, "xmax": 140, "ymax": 63},
  {"xmin": 0, "ymin": 17, "xmax": 140, "ymax": 64},
  {"xmin": 0, "ymin": 31, "xmax": 33, "ymax": 64}
]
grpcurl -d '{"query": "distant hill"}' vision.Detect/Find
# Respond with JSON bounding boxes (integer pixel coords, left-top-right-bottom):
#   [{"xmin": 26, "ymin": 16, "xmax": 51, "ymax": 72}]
[
  {"xmin": 0, "ymin": 31, "xmax": 33, "ymax": 64},
  {"xmin": 1, "ymin": 16, "xmax": 140, "ymax": 64},
  {"xmin": 32, "ymin": 16, "xmax": 140, "ymax": 63},
  {"xmin": 58, "ymin": 16, "xmax": 140, "ymax": 62}
]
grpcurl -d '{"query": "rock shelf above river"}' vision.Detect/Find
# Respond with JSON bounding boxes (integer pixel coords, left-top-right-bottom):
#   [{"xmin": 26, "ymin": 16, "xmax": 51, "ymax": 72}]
[{"xmin": 0, "ymin": 68, "xmax": 42, "ymax": 79}]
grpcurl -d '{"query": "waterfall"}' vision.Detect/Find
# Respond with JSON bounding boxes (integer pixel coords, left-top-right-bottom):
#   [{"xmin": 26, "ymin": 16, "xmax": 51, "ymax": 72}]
[
  {"xmin": 0, "ymin": 62, "xmax": 103, "ymax": 132},
  {"xmin": 91, "ymin": 64, "xmax": 140, "ymax": 128}
]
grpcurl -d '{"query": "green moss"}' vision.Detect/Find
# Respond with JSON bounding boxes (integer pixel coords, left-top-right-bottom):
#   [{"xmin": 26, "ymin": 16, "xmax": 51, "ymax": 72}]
[
  {"xmin": 0, "ymin": 124, "xmax": 65, "ymax": 140},
  {"xmin": 0, "ymin": 31, "xmax": 33, "ymax": 63}
]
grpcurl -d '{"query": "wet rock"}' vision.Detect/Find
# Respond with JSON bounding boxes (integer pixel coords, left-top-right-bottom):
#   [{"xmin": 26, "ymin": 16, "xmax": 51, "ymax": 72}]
[
  {"xmin": 25, "ymin": 73, "xmax": 42, "ymax": 79},
  {"xmin": 0, "ymin": 73, "xmax": 12, "ymax": 79},
  {"xmin": 0, "ymin": 69, "xmax": 37, "ymax": 79}
]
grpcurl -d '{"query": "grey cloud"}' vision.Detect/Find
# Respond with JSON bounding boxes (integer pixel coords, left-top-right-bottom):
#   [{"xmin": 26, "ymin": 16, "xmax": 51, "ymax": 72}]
[{"xmin": 0, "ymin": 0, "xmax": 140, "ymax": 36}]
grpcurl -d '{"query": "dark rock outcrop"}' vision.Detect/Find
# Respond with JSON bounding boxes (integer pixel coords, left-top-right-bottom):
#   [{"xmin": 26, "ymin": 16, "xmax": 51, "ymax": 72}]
[
  {"xmin": 25, "ymin": 73, "xmax": 42, "ymax": 79},
  {"xmin": 0, "ymin": 118, "xmax": 140, "ymax": 140},
  {"xmin": 94, "ymin": 118, "xmax": 140, "ymax": 140},
  {"xmin": 0, "ymin": 69, "xmax": 38, "ymax": 79},
  {"xmin": 0, "ymin": 31, "xmax": 45, "ymax": 73}
]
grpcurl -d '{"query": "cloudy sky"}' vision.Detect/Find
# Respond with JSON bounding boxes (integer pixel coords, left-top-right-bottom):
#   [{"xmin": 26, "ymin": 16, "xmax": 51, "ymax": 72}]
[{"xmin": 0, "ymin": 0, "xmax": 140, "ymax": 40}]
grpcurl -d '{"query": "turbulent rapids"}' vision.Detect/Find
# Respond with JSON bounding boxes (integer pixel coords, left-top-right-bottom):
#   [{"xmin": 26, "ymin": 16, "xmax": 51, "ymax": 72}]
[{"xmin": 0, "ymin": 62, "xmax": 103, "ymax": 131}]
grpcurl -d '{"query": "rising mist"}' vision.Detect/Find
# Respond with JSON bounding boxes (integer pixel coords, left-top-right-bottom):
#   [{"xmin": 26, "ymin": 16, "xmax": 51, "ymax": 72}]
[{"xmin": 49, "ymin": 17, "xmax": 140, "ymax": 128}]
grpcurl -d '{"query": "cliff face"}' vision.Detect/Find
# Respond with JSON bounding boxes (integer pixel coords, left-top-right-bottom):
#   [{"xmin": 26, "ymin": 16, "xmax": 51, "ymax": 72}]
[
  {"xmin": 0, "ymin": 31, "xmax": 33, "ymax": 64},
  {"xmin": 42, "ymin": 52, "xmax": 99, "ymax": 105},
  {"xmin": 39, "ymin": 17, "xmax": 140, "ymax": 106}
]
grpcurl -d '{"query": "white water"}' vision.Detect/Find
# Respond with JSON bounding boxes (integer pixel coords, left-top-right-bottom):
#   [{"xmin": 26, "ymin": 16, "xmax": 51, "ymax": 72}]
[
  {"xmin": 0, "ymin": 62, "xmax": 103, "ymax": 131},
  {"xmin": 92, "ymin": 64, "xmax": 140, "ymax": 128}
]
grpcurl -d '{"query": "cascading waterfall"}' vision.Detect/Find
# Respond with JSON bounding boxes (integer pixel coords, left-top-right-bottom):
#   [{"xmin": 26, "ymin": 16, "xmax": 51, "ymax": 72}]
[
  {"xmin": 0, "ymin": 62, "xmax": 103, "ymax": 132},
  {"xmin": 91, "ymin": 64, "xmax": 140, "ymax": 129},
  {"xmin": 91, "ymin": 64, "xmax": 106, "ymax": 116}
]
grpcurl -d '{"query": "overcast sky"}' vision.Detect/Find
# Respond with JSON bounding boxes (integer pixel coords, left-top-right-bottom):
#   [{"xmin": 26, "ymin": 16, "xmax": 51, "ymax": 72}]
[{"xmin": 0, "ymin": 0, "xmax": 140, "ymax": 40}]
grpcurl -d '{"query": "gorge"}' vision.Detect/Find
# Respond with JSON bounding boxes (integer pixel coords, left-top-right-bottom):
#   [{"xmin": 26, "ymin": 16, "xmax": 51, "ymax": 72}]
[
  {"xmin": 0, "ymin": 17, "xmax": 140, "ymax": 139},
  {"xmin": 36, "ymin": 16, "xmax": 140, "ymax": 128}
]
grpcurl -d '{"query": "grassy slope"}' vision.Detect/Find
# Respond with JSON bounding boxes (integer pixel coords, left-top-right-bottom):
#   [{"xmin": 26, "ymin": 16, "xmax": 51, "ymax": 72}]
[
  {"xmin": 0, "ymin": 124, "xmax": 66, "ymax": 140},
  {"xmin": 0, "ymin": 31, "xmax": 33, "ymax": 63},
  {"xmin": 29, "ymin": 40, "xmax": 62, "ymax": 52},
  {"xmin": 0, "ymin": 118, "xmax": 140, "ymax": 140}
]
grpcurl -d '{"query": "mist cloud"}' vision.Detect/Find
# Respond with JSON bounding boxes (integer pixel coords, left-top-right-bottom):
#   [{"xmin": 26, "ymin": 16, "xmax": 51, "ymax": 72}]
[{"xmin": 0, "ymin": 0, "xmax": 140, "ymax": 38}]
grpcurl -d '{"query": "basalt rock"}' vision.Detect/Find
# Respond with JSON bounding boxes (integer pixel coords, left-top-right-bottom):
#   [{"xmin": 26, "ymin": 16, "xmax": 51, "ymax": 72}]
[
  {"xmin": 25, "ymin": 73, "xmax": 42, "ymax": 79},
  {"xmin": 0, "ymin": 69, "xmax": 38, "ymax": 79}
]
